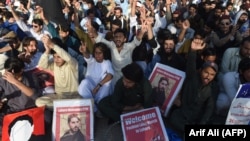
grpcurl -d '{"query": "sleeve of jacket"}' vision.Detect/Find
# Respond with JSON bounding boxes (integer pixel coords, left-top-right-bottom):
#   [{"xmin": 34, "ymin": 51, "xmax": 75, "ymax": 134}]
[
  {"xmin": 47, "ymin": 22, "xmax": 60, "ymax": 38},
  {"xmin": 52, "ymin": 44, "xmax": 78, "ymax": 70},
  {"xmin": 38, "ymin": 53, "xmax": 54, "ymax": 70},
  {"xmin": 111, "ymin": 79, "xmax": 125, "ymax": 111},
  {"xmin": 199, "ymin": 94, "xmax": 214, "ymax": 124},
  {"xmin": 143, "ymin": 78, "xmax": 153, "ymax": 108},
  {"xmin": 186, "ymin": 51, "xmax": 197, "ymax": 79}
]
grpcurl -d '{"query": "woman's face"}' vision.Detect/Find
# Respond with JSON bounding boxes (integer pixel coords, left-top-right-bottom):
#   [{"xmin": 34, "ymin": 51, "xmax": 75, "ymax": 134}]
[{"xmin": 94, "ymin": 47, "xmax": 104, "ymax": 63}]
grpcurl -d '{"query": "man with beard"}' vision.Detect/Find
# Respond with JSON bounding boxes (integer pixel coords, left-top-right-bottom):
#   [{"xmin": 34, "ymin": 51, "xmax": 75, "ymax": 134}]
[
  {"xmin": 60, "ymin": 114, "xmax": 85, "ymax": 141},
  {"xmin": 89, "ymin": 22, "xmax": 147, "ymax": 92},
  {"xmin": 98, "ymin": 63, "xmax": 153, "ymax": 123},
  {"xmin": 233, "ymin": 10, "xmax": 250, "ymax": 38},
  {"xmin": 166, "ymin": 39, "xmax": 218, "ymax": 137},
  {"xmin": 146, "ymin": 34, "xmax": 186, "ymax": 78},
  {"xmin": 9, "ymin": 3, "xmax": 51, "ymax": 53},
  {"xmin": 106, "ymin": 6, "xmax": 128, "ymax": 31},
  {"xmin": 152, "ymin": 77, "xmax": 169, "ymax": 108},
  {"xmin": 18, "ymin": 37, "xmax": 42, "ymax": 72}
]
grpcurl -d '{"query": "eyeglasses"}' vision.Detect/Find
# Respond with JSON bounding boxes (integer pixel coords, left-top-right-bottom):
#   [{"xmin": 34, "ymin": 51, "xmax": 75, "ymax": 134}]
[
  {"xmin": 220, "ymin": 22, "xmax": 230, "ymax": 26},
  {"xmin": 32, "ymin": 25, "xmax": 39, "ymax": 28}
]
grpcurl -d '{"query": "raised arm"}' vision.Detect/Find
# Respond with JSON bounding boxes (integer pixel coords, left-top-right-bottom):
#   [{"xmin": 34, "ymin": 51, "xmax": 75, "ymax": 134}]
[
  {"xmin": 130, "ymin": 0, "xmax": 137, "ymax": 17},
  {"xmin": 42, "ymin": 35, "xmax": 78, "ymax": 67},
  {"xmin": 186, "ymin": 39, "xmax": 206, "ymax": 77},
  {"xmin": 79, "ymin": 41, "xmax": 90, "ymax": 58},
  {"xmin": 3, "ymin": 71, "xmax": 34, "ymax": 97}
]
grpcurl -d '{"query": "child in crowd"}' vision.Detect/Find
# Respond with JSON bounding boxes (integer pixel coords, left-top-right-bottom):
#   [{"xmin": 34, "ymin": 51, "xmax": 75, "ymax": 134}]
[{"xmin": 78, "ymin": 42, "xmax": 114, "ymax": 113}]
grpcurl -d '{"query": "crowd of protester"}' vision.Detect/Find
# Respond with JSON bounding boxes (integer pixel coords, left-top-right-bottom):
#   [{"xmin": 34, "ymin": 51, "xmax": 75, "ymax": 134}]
[{"xmin": 0, "ymin": 0, "xmax": 250, "ymax": 140}]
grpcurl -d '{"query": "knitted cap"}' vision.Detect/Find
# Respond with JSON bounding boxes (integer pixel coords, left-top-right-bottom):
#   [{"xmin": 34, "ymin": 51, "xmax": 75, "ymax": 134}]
[
  {"xmin": 202, "ymin": 61, "xmax": 218, "ymax": 72},
  {"xmin": 122, "ymin": 63, "xmax": 143, "ymax": 83}
]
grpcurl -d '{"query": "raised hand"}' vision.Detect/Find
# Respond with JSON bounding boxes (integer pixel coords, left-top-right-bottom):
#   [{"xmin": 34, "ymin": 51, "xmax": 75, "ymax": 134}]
[
  {"xmin": 18, "ymin": 52, "xmax": 31, "ymax": 63},
  {"xmin": 191, "ymin": 39, "xmax": 206, "ymax": 51},
  {"xmin": 42, "ymin": 34, "xmax": 53, "ymax": 50},
  {"xmin": 79, "ymin": 41, "xmax": 87, "ymax": 54},
  {"xmin": 182, "ymin": 19, "xmax": 190, "ymax": 30},
  {"xmin": 146, "ymin": 16, "xmax": 154, "ymax": 26},
  {"xmin": 3, "ymin": 71, "xmax": 18, "ymax": 84}
]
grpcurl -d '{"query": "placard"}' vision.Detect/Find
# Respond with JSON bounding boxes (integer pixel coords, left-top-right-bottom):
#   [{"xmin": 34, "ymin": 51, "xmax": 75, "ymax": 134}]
[
  {"xmin": 2, "ymin": 106, "xmax": 45, "ymax": 141},
  {"xmin": 148, "ymin": 63, "xmax": 186, "ymax": 116},
  {"xmin": 121, "ymin": 107, "xmax": 169, "ymax": 141},
  {"xmin": 226, "ymin": 83, "xmax": 250, "ymax": 125},
  {"xmin": 52, "ymin": 99, "xmax": 94, "ymax": 141}
]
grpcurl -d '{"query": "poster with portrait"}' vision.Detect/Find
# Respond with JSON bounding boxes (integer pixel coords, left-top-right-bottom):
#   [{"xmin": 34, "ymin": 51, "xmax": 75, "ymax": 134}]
[
  {"xmin": 121, "ymin": 107, "xmax": 169, "ymax": 141},
  {"xmin": 2, "ymin": 106, "xmax": 45, "ymax": 141},
  {"xmin": 226, "ymin": 83, "xmax": 250, "ymax": 125},
  {"xmin": 52, "ymin": 99, "xmax": 94, "ymax": 141},
  {"xmin": 148, "ymin": 63, "xmax": 186, "ymax": 117}
]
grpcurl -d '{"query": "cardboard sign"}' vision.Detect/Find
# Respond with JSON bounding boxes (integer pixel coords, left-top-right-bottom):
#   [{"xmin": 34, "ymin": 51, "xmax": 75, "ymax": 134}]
[
  {"xmin": 53, "ymin": 99, "xmax": 94, "ymax": 141},
  {"xmin": 121, "ymin": 107, "xmax": 169, "ymax": 141},
  {"xmin": 226, "ymin": 83, "xmax": 250, "ymax": 125},
  {"xmin": 148, "ymin": 63, "xmax": 186, "ymax": 117}
]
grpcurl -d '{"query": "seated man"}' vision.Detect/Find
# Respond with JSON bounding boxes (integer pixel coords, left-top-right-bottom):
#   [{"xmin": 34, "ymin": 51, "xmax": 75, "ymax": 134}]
[
  {"xmin": 35, "ymin": 35, "xmax": 81, "ymax": 110},
  {"xmin": 0, "ymin": 57, "xmax": 41, "ymax": 133},
  {"xmin": 167, "ymin": 39, "xmax": 219, "ymax": 136},
  {"xmin": 216, "ymin": 58, "xmax": 250, "ymax": 116},
  {"xmin": 98, "ymin": 63, "xmax": 153, "ymax": 123}
]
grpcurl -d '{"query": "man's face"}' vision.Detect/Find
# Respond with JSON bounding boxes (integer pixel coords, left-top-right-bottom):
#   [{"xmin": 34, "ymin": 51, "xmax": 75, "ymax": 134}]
[
  {"xmin": 240, "ymin": 41, "xmax": 250, "ymax": 58},
  {"xmin": 189, "ymin": 7, "xmax": 196, "ymax": 15},
  {"xmin": 87, "ymin": 13, "xmax": 95, "ymax": 21},
  {"xmin": 163, "ymin": 39, "xmax": 175, "ymax": 54},
  {"xmin": 59, "ymin": 30, "xmax": 69, "ymax": 39},
  {"xmin": 202, "ymin": 55, "xmax": 217, "ymax": 63},
  {"xmin": 175, "ymin": 20, "xmax": 182, "ymax": 28},
  {"xmin": 122, "ymin": 77, "xmax": 136, "ymax": 89},
  {"xmin": 238, "ymin": 14, "xmax": 248, "ymax": 24},
  {"xmin": 158, "ymin": 80, "xmax": 168, "ymax": 91},
  {"xmin": 114, "ymin": 32, "xmax": 126, "ymax": 48},
  {"xmin": 203, "ymin": 4, "xmax": 210, "ymax": 10},
  {"xmin": 69, "ymin": 117, "xmax": 80, "ymax": 133},
  {"xmin": 24, "ymin": 41, "xmax": 37, "ymax": 55},
  {"xmin": 227, "ymin": 5, "xmax": 233, "ymax": 11},
  {"xmin": 32, "ymin": 23, "xmax": 42, "ymax": 33},
  {"xmin": 53, "ymin": 54, "xmax": 66, "ymax": 67},
  {"xmin": 204, "ymin": 25, "xmax": 212, "ymax": 35},
  {"xmin": 214, "ymin": 9, "xmax": 222, "ymax": 18},
  {"xmin": 115, "ymin": 9, "xmax": 122, "ymax": 19},
  {"xmin": 172, "ymin": 14, "xmax": 179, "ymax": 22},
  {"xmin": 219, "ymin": 19, "xmax": 231, "ymax": 32},
  {"xmin": 200, "ymin": 67, "xmax": 216, "ymax": 85}
]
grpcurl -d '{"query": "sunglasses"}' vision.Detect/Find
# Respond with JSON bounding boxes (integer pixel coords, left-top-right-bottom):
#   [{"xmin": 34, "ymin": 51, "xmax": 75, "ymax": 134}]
[
  {"xmin": 220, "ymin": 22, "xmax": 230, "ymax": 26},
  {"xmin": 32, "ymin": 25, "xmax": 39, "ymax": 28}
]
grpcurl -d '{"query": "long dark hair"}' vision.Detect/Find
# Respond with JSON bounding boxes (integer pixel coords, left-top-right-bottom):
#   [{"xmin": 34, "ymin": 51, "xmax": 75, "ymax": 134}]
[{"xmin": 93, "ymin": 42, "xmax": 111, "ymax": 60}]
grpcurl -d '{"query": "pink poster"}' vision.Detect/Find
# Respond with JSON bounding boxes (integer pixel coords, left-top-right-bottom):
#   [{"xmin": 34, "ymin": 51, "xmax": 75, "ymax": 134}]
[{"xmin": 121, "ymin": 107, "xmax": 169, "ymax": 141}]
